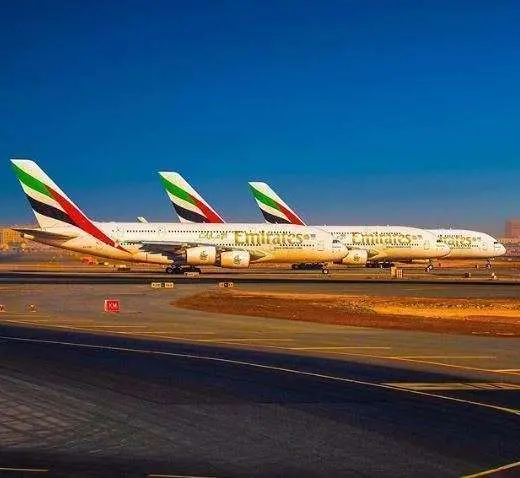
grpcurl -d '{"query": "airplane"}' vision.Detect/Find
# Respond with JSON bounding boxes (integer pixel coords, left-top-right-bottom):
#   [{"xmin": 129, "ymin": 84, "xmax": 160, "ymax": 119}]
[
  {"xmin": 158, "ymin": 172, "xmax": 450, "ymax": 269},
  {"xmin": 425, "ymin": 229, "xmax": 506, "ymax": 265},
  {"xmin": 248, "ymin": 181, "xmax": 506, "ymax": 270},
  {"xmin": 11, "ymin": 160, "xmax": 348, "ymax": 274}
]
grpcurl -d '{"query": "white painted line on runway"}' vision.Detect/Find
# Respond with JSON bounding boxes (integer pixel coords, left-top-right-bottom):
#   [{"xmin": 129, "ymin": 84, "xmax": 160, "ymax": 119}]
[
  {"xmin": 328, "ymin": 351, "xmax": 512, "ymax": 376},
  {"xmin": 0, "ymin": 334, "xmax": 519, "ymax": 421},
  {"xmin": 0, "ymin": 466, "xmax": 48, "ymax": 473},
  {"xmin": 3, "ymin": 316, "xmax": 52, "ymax": 320},
  {"xmin": 289, "ymin": 346, "xmax": 392, "ymax": 350},
  {"xmin": 461, "ymin": 460, "xmax": 520, "ymax": 477},
  {"xmin": 75, "ymin": 325, "xmax": 149, "ymax": 328},
  {"xmin": 120, "ymin": 331, "xmax": 218, "ymax": 335},
  {"xmin": 215, "ymin": 338, "xmax": 295, "ymax": 342},
  {"xmin": 385, "ymin": 382, "xmax": 520, "ymax": 391},
  {"xmin": 387, "ymin": 356, "xmax": 496, "ymax": 360},
  {"xmin": 148, "ymin": 474, "xmax": 216, "ymax": 478}
]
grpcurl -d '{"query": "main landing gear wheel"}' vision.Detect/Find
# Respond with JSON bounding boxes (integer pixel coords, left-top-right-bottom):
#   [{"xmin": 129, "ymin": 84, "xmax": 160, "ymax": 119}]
[
  {"xmin": 165, "ymin": 266, "xmax": 174, "ymax": 274},
  {"xmin": 321, "ymin": 268, "xmax": 329, "ymax": 275},
  {"xmin": 425, "ymin": 264, "xmax": 434, "ymax": 272}
]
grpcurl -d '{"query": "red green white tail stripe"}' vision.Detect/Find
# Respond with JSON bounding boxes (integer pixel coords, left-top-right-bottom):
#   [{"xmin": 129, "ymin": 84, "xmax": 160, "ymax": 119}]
[
  {"xmin": 248, "ymin": 182, "xmax": 306, "ymax": 226},
  {"xmin": 158, "ymin": 172, "xmax": 225, "ymax": 223},
  {"xmin": 11, "ymin": 159, "xmax": 128, "ymax": 252}
]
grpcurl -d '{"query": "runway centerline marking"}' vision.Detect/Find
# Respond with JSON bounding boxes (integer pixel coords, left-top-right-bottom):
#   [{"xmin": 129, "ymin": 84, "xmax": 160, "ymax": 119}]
[
  {"xmin": 386, "ymin": 382, "xmax": 520, "ymax": 391},
  {"xmin": 461, "ymin": 460, "xmax": 520, "ymax": 477},
  {"xmin": 387, "ymin": 356, "xmax": 496, "ymax": 359},
  {"xmin": 148, "ymin": 474, "xmax": 217, "ymax": 478},
  {"xmin": 210, "ymin": 338, "xmax": 295, "ymax": 342},
  {"xmin": 0, "ymin": 334, "xmax": 519, "ymax": 423},
  {"xmin": 0, "ymin": 466, "xmax": 49, "ymax": 473},
  {"xmin": 325, "ymin": 351, "xmax": 519, "ymax": 376},
  {"xmin": 289, "ymin": 346, "xmax": 392, "ymax": 350},
  {"xmin": 74, "ymin": 325, "xmax": 149, "ymax": 328}
]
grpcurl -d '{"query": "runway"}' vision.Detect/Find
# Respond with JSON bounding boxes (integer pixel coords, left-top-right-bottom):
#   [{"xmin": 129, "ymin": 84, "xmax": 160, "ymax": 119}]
[
  {"xmin": 2, "ymin": 270, "xmax": 520, "ymax": 297},
  {"xmin": 0, "ymin": 325, "xmax": 519, "ymax": 477},
  {"xmin": 1, "ymin": 276, "xmax": 519, "ymax": 476}
]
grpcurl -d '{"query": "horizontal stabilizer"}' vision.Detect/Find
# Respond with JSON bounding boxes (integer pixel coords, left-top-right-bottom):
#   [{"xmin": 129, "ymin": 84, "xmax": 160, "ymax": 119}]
[{"xmin": 13, "ymin": 228, "xmax": 77, "ymax": 242}]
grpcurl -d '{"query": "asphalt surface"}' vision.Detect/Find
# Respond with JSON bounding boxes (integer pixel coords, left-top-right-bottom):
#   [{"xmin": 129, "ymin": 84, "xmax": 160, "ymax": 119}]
[
  {"xmin": 1, "ymin": 283, "xmax": 520, "ymax": 376},
  {"xmin": 2, "ymin": 271, "xmax": 520, "ymax": 299},
  {"xmin": 0, "ymin": 325, "xmax": 519, "ymax": 478},
  {"xmin": 1, "ymin": 278, "xmax": 520, "ymax": 477}
]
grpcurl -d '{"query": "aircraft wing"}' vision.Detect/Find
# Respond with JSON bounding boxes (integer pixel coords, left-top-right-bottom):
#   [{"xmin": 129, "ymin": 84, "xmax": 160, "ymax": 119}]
[
  {"xmin": 138, "ymin": 240, "xmax": 266, "ymax": 260},
  {"xmin": 13, "ymin": 228, "xmax": 78, "ymax": 242}
]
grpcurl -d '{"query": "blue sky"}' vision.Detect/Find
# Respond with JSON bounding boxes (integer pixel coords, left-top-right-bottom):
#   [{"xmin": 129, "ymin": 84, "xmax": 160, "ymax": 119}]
[{"xmin": 2, "ymin": 0, "xmax": 519, "ymax": 234}]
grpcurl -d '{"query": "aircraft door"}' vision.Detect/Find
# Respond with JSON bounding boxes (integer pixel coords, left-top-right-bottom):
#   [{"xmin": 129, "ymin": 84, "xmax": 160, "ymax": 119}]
[
  {"xmin": 318, "ymin": 239, "xmax": 324, "ymax": 251},
  {"xmin": 424, "ymin": 240, "xmax": 430, "ymax": 250}
]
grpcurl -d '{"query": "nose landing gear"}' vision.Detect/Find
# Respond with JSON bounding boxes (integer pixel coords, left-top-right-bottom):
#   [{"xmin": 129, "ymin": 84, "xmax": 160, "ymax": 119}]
[{"xmin": 425, "ymin": 260, "xmax": 434, "ymax": 272}]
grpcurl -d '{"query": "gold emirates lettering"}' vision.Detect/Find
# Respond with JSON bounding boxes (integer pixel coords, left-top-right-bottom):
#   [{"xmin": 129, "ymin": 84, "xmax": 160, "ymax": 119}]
[
  {"xmin": 439, "ymin": 235, "xmax": 473, "ymax": 249},
  {"xmin": 234, "ymin": 231, "xmax": 304, "ymax": 246},
  {"xmin": 352, "ymin": 232, "xmax": 412, "ymax": 246}
]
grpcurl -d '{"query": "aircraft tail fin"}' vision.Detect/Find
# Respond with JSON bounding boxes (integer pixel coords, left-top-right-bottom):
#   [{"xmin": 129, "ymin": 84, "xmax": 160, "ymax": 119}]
[
  {"xmin": 248, "ymin": 182, "xmax": 306, "ymax": 225},
  {"xmin": 11, "ymin": 159, "xmax": 125, "ymax": 251},
  {"xmin": 11, "ymin": 159, "xmax": 93, "ymax": 229},
  {"xmin": 158, "ymin": 171, "xmax": 225, "ymax": 223}
]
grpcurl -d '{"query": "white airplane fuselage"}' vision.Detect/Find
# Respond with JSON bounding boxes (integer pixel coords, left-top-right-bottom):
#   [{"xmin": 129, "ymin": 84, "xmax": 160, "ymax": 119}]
[
  {"xmin": 23, "ymin": 222, "xmax": 347, "ymax": 266},
  {"xmin": 318, "ymin": 225, "xmax": 450, "ymax": 260},
  {"xmin": 428, "ymin": 229, "xmax": 506, "ymax": 259}
]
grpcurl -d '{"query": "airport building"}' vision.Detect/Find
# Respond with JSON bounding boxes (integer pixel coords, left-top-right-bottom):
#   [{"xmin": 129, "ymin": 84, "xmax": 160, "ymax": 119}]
[
  {"xmin": 505, "ymin": 219, "xmax": 520, "ymax": 238},
  {"xmin": 0, "ymin": 227, "xmax": 26, "ymax": 250},
  {"xmin": 498, "ymin": 237, "xmax": 520, "ymax": 257}
]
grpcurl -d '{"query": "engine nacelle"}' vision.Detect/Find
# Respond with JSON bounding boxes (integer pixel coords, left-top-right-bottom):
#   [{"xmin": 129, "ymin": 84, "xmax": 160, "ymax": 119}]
[
  {"xmin": 341, "ymin": 249, "xmax": 368, "ymax": 265},
  {"xmin": 185, "ymin": 246, "xmax": 217, "ymax": 265},
  {"xmin": 219, "ymin": 250, "xmax": 250, "ymax": 268}
]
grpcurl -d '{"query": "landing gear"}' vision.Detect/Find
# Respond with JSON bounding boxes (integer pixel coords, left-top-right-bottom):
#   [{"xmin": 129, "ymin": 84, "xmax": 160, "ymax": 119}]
[
  {"xmin": 425, "ymin": 260, "xmax": 434, "ymax": 272},
  {"xmin": 366, "ymin": 261, "xmax": 394, "ymax": 269},
  {"xmin": 485, "ymin": 259, "xmax": 492, "ymax": 269},
  {"xmin": 321, "ymin": 267, "xmax": 329, "ymax": 275},
  {"xmin": 165, "ymin": 265, "xmax": 202, "ymax": 274},
  {"xmin": 291, "ymin": 263, "xmax": 324, "ymax": 270}
]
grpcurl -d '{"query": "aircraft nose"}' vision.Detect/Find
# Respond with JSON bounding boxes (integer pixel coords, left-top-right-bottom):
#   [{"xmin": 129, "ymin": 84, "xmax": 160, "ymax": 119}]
[{"xmin": 495, "ymin": 243, "xmax": 506, "ymax": 256}]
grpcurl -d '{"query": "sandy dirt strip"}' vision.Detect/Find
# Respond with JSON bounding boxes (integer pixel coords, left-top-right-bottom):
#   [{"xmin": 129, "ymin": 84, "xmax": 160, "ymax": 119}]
[{"xmin": 174, "ymin": 290, "xmax": 520, "ymax": 337}]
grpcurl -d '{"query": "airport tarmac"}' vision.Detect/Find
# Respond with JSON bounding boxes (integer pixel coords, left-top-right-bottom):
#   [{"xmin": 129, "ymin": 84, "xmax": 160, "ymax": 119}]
[
  {"xmin": 1, "ymin": 325, "xmax": 520, "ymax": 477},
  {"xmin": 1, "ymin": 283, "xmax": 519, "ymax": 381},
  {"xmin": 3, "ymin": 269, "xmax": 520, "ymax": 294},
  {"xmin": 1, "ymin": 282, "xmax": 519, "ymax": 476}
]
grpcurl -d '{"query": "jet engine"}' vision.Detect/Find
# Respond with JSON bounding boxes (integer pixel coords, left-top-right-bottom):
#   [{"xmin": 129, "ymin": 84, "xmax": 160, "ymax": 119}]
[
  {"xmin": 341, "ymin": 249, "xmax": 368, "ymax": 265},
  {"xmin": 219, "ymin": 250, "xmax": 250, "ymax": 268},
  {"xmin": 185, "ymin": 246, "xmax": 217, "ymax": 265}
]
